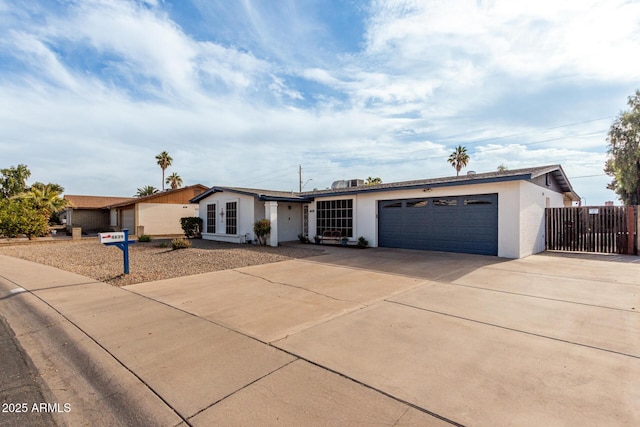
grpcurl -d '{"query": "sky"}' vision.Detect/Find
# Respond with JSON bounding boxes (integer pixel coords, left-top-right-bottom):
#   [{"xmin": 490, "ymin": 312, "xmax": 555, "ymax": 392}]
[{"xmin": 1, "ymin": 0, "xmax": 639, "ymax": 204}]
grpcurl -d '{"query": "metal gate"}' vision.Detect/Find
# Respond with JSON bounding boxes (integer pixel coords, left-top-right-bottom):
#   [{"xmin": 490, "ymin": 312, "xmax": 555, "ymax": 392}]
[{"xmin": 545, "ymin": 206, "xmax": 637, "ymax": 254}]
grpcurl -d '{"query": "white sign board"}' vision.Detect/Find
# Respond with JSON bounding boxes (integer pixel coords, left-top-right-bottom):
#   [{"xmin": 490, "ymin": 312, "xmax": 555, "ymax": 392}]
[
  {"xmin": 99, "ymin": 232, "xmax": 126, "ymax": 244},
  {"xmin": 588, "ymin": 208, "xmax": 599, "ymax": 215}
]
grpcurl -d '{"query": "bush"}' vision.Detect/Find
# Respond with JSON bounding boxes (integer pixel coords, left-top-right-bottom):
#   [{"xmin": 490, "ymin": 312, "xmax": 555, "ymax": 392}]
[
  {"xmin": 180, "ymin": 217, "xmax": 202, "ymax": 238},
  {"xmin": 357, "ymin": 236, "xmax": 369, "ymax": 248},
  {"xmin": 171, "ymin": 238, "xmax": 191, "ymax": 250},
  {"xmin": 137, "ymin": 234, "xmax": 152, "ymax": 242},
  {"xmin": 253, "ymin": 219, "xmax": 271, "ymax": 245},
  {"xmin": 0, "ymin": 199, "xmax": 49, "ymax": 239},
  {"xmin": 297, "ymin": 233, "xmax": 309, "ymax": 243}
]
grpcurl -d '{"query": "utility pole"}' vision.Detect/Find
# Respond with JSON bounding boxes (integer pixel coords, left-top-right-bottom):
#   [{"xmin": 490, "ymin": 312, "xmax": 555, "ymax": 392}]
[{"xmin": 299, "ymin": 165, "xmax": 302, "ymax": 193}]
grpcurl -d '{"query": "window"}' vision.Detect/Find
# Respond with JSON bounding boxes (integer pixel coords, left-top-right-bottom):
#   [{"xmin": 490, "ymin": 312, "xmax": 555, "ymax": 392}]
[
  {"xmin": 206, "ymin": 204, "xmax": 216, "ymax": 233},
  {"xmin": 316, "ymin": 199, "xmax": 353, "ymax": 237},
  {"xmin": 303, "ymin": 205, "xmax": 309, "ymax": 237},
  {"xmin": 383, "ymin": 201, "xmax": 402, "ymax": 208},
  {"xmin": 433, "ymin": 199, "xmax": 457, "ymax": 206},
  {"xmin": 407, "ymin": 200, "xmax": 428, "ymax": 208},
  {"xmin": 464, "ymin": 199, "xmax": 492, "ymax": 205},
  {"xmin": 226, "ymin": 202, "xmax": 237, "ymax": 235}
]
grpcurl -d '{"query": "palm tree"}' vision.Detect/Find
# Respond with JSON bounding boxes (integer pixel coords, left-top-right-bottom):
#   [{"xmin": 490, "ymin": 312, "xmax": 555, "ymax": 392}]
[
  {"xmin": 155, "ymin": 151, "xmax": 173, "ymax": 191},
  {"xmin": 497, "ymin": 164, "xmax": 508, "ymax": 172},
  {"xmin": 365, "ymin": 177, "xmax": 383, "ymax": 186},
  {"xmin": 13, "ymin": 183, "xmax": 69, "ymax": 215},
  {"xmin": 447, "ymin": 145, "xmax": 470, "ymax": 176},
  {"xmin": 135, "ymin": 185, "xmax": 159, "ymax": 197},
  {"xmin": 165, "ymin": 172, "xmax": 183, "ymax": 190}
]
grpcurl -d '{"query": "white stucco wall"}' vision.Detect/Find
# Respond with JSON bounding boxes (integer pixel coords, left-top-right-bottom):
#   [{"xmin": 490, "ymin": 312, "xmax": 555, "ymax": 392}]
[
  {"xmin": 199, "ymin": 193, "xmax": 255, "ymax": 243},
  {"xmin": 137, "ymin": 203, "xmax": 198, "ymax": 235},
  {"xmin": 518, "ymin": 181, "xmax": 565, "ymax": 257}
]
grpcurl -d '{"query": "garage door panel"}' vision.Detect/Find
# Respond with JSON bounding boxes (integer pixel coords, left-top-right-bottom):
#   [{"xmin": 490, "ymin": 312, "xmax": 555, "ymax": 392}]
[{"xmin": 378, "ymin": 194, "xmax": 498, "ymax": 255}]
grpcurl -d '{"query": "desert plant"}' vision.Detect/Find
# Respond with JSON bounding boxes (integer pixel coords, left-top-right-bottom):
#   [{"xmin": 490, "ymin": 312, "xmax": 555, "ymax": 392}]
[
  {"xmin": 180, "ymin": 216, "xmax": 202, "ymax": 238},
  {"xmin": 171, "ymin": 238, "xmax": 191, "ymax": 250},
  {"xmin": 253, "ymin": 219, "xmax": 271, "ymax": 245},
  {"xmin": 357, "ymin": 236, "xmax": 369, "ymax": 248},
  {"xmin": 157, "ymin": 242, "xmax": 169, "ymax": 248},
  {"xmin": 137, "ymin": 234, "xmax": 152, "ymax": 242}
]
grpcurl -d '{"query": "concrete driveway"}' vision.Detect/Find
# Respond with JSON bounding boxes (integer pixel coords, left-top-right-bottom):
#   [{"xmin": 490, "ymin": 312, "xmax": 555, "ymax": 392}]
[{"xmin": 1, "ymin": 247, "xmax": 639, "ymax": 426}]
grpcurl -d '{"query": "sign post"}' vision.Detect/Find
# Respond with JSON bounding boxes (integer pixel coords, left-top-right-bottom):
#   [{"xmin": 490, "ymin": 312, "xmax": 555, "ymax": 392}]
[{"xmin": 99, "ymin": 229, "xmax": 136, "ymax": 274}]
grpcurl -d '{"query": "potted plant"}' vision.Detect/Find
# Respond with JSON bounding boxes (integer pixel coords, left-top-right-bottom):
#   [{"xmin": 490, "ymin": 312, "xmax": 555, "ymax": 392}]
[
  {"xmin": 340, "ymin": 236, "xmax": 349, "ymax": 247},
  {"xmin": 313, "ymin": 235, "xmax": 321, "ymax": 245}
]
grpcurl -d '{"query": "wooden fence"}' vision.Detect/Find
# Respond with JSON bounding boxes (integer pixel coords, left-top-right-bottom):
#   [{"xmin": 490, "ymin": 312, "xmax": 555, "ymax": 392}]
[{"xmin": 545, "ymin": 206, "xmax": 637, "ymax": 254}]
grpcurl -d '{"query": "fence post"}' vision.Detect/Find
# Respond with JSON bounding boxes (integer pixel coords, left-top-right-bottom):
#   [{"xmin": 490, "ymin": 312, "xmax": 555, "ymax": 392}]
[
  {"xmin": 627, "ymin": 206, "xmax": 636, "ymax": 255},
  {"xmin": 636, "ymin": 205, "xmax": 639, "ymax": 255}
]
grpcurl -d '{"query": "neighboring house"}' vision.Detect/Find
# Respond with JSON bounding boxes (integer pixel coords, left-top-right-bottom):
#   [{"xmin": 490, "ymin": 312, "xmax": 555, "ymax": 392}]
[
  {"xmin": 108, "ymin": 184, "xmax": 208, "ymax": 236},
  {"xmin": 62, "ymin": 195, "xmax": 136, "ymax": 234},
  {"xmin": 191, "ymin": 165, "xmax": 579, "ymax": 259}
]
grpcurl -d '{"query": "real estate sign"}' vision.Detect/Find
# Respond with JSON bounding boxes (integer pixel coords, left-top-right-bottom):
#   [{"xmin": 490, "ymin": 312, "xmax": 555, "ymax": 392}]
[{"xmin": 98, "ymin": 232, "xmax": 126, "ymax": 244}]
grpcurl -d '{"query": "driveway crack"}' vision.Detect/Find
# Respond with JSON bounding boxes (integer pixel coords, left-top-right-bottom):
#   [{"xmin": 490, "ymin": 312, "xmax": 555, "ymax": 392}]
[{"xmin": 234, "ymin": 270, "xmax": 361, "ymax": 305}]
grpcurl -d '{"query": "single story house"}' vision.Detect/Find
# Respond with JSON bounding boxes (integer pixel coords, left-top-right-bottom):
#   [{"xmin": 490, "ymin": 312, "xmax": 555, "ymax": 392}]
[
  {"xmin": 108, "ymin": 184, "xmax": 208, "ymax": 236},
  {"xmin": 62, "ymin": 195, "xmax": 136, "ymax": 234},
  {"xmin": 191, "ymin": 165, "xmax": 579, "ymax": 259}
]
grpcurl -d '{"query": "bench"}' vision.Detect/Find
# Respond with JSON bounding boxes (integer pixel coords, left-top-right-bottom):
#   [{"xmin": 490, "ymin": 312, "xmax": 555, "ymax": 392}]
[{"xmin": 320, "ymin": 230, "xmax": 344, "ymax": 244}]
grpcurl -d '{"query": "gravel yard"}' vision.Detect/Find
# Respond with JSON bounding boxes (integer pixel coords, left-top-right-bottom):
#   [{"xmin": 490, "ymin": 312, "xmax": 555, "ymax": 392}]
[{"xmin": 0, "ymin": 238, "xmax": 324, "ymax": 286}]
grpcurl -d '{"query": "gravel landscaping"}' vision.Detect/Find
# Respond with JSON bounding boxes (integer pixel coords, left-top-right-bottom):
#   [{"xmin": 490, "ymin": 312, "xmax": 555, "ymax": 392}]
[{"xmin": 0, "ymin": 238, "xmax": 325, "ymax": 286}]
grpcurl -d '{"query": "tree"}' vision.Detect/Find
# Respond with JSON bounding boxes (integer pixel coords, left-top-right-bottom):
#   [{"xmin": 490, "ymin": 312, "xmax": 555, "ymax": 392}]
[
  {"xmin": 605, "ymin": 89, "xmax": 640, "ymax": 205},
  {"xmin": 166, "ymin": 172, "xmax": 183, "ymax": 190},
  {"xmin": 1, "ymin": 164, "xmax": 31, "ymax": 199},
  {"xmin": 155, "ymin": 151, "xmax": 173, "ymax": 191},
  {"xmin": 135, "ymin": 185, "xmax": 159, "ymax": 197},
  {"xmin": 447, "ymin": 145, "xmax": 470, "ymax": 176},
  {"xmin": 13, "ymin": 183, "xmax": 69, "ymax": 216},
  {"xmin": 365, "ymin": 177, "xmax": 383, "ymax": 186},
  {"xmin": 497, "ymin": 164, "xmax": 508, "ymax": 172}
]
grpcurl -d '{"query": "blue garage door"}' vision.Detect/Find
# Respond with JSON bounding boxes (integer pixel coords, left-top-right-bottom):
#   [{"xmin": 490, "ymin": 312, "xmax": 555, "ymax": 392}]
[{"xmin": 378, "ymin": 193, "xmax": 498, "ymax": 255}]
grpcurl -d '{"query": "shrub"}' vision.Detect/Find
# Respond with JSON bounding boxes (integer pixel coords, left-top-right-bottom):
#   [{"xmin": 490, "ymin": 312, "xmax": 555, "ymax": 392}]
[
  {"xmin": 180, "ymin": 217, "xmax": 203, "ymax": 238},
  {"xmin": 357, "ymin": 236, "xmax": 369, "ymax": 248},
  {"xmin": 0, "ymin": 199, "xmax": 49, "ymax": 239},
  {"xmin": 297, "ymin": 233, "xmax": 309, "ymax": 243},
  {"xmin": 157, "ymin": 242, "xmax": 169, "ymax": 248},
  {"xmin": 171, "ymin": 238, "xmax": 191, "ymax": 250},
  {"xmin": 137, "ymin": 234, "xmax": 152, "ymax": 242},
  {"xmin": 253, "ymin": 219, "xmax": 271, "ymax": 245}
]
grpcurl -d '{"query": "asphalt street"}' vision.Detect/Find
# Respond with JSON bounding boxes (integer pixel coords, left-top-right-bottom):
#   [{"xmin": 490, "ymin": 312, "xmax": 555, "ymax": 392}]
[{"xmin": 0, "ymin": 313, "xmax": 56, "ymax": 427}]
